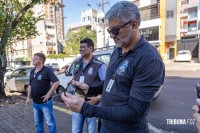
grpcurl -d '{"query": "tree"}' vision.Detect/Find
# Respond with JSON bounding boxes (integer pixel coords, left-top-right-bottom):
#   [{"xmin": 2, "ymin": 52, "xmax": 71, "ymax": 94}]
[
  {"xmin": 64, "ymin": 27, "xmax": 97, "ymax": 55},
  {"xmin": 0, "ymin": 0, "xmax": 46, "ymax": 96}
]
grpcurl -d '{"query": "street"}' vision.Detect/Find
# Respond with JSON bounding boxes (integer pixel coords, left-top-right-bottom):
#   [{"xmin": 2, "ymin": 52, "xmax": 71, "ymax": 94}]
[
  {"xmin": 149, "ymin": 71, "xmax": 200, "ymax": 133},
  {"xmin": 2, "ymin": 64, "xmax": 200, "ymax": 133}
]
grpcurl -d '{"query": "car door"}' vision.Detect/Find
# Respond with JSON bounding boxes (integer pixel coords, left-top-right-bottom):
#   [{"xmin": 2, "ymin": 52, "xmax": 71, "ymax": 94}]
[
  {"xmin": 95, "ymin": 54, "xmax": 111, "ymax": 66},
  {"xmin": 7, "ymin": 69, "xmax": 20, "ymax": 91},
  {"xmin": 57, "ymin": 62, "xmax": 75, "ymax": 89},
  {"xmin": 15, "ymin": 68, "xmax": 28, "ymax": 92}
]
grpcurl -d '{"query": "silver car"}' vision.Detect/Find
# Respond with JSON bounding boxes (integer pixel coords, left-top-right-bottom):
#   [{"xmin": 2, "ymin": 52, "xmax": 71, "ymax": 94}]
[{"xmin": 5, "ymin": 66, "xmax": 34, "ymax": 94}]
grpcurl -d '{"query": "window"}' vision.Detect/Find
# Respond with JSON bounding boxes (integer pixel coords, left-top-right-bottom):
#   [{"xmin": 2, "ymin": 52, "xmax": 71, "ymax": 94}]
[
  {"xmin": 167, "ymin": 10, "xmax": 174, "ymax": 18},
  {"xmin": 95, "ymin": 54, "xmax": 111, "ymax": 66},
  {"xmin": 188, "ymin": 7, "xmax": 197, "ymax": 18},
  {"xmin": 18, "ymin": 69, "xmax": 27, "ymax": 77},
  {"xmin": 188, "ymin": 21, "xmax": 197, "ymax": 31},
  {"xmin": 68, "ymin": 62, "xmax": 75, "ymax": 76},
  {"xmin": 11, "ymin": 70, "xmax": 20, "ymax": 77},
  {"xmin": 140, "ymin": 4, "xmax": 159, "ymax": 21},
  {"xmin": 181, "ymin": 0, "xmax": 189, "ymax": 5}
]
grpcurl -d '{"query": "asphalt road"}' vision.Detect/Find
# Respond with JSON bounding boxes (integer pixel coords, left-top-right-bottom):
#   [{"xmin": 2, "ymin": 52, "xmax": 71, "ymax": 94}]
[{"xmin": 148, "ymin": 71, "xmax": 200, "ymax": 133}]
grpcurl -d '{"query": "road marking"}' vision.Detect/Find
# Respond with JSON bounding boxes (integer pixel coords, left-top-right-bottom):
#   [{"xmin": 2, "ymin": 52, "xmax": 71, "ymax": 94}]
[
  {"xmin": 148, "ymin": 123, "xmax": 176, "ymax": 133},
  {"xmin": 53, "ymin": 105, "xmax": 72, "ymax": 115}
]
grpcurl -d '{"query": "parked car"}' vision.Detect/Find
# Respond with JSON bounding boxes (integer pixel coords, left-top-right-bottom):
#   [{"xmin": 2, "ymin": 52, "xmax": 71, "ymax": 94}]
[
  {"xmin": 45, "ymin": 63, "xmax": 60, "ymax": 71},
  {"xmin": 175, "ymin": 50, "xmax": 192, "ymax": 62},
  {"xmin": 56, "ymin": 47, "xmax": 163, "ymax": 101},
  {"xmin": 4, "ymin": 67, "xmax": 14, "ymax": 84},
  {"xmin": 56, "ymin": 48, "xmax": 113, "ymax": 94},
  {"xmin": 4, "ymin": 66, "xmax": 34, "ymax": 94}
]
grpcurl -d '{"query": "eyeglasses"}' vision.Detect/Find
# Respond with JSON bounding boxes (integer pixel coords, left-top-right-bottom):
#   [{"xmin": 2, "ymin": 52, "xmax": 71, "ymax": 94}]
[{"xmin": 107, "ymin": 20, "xmax": 133, "ymax": 37}]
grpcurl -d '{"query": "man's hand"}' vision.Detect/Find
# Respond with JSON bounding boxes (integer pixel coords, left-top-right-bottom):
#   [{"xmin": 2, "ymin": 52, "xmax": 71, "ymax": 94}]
[
  {"xmin": 87, "ymin": 96, "xmax": 100, "ymax": 105},
  {"xmin": 61, "ymin": 92, "xmax": 84, "ymax": 112},
  {"xmin": 72, "ymin": 80, "xmax": 89, "ymax": 94},
  {"xmin": 192, "ymin": 99, "xmax": 200, "ymax": 133},
  {"xmin": 62, "ymin": 65, "xmax": 68, "ymax": 70},
  {"xmin": 41, "ymin": 93, "xmax": 51, "ymax": 102},
  {"xmin": 26, "ymin": 98, "xmax": 31, "ymax": 106}
]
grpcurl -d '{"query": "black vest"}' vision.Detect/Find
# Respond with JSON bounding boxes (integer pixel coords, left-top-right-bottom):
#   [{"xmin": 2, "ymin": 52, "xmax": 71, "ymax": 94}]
[{"xmin": 73, "ymin": 56, "xmax": 104, "ymax": 99}]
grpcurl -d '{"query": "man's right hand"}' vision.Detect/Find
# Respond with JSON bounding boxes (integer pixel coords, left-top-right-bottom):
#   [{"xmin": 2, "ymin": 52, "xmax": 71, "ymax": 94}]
[
  {"xmin": 71, "ymin": 80, "xmax": 89, "ymax": 94},
  {"xmin": 26, "ymin": 98, "xmax": 31, "ymax": 106},
  {"xmin": 192, "ymin": 99, "xmax": 200, "ymax": 133}
]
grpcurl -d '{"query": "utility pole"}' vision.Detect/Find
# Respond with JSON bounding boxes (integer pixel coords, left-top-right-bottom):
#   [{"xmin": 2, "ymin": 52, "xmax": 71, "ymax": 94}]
[
  {"xmin": 97, "ymin": 0, "xmax": 109, "ymax": 47},
  {"xmin": 102, "ymin": 0, "xmax": 105, "ymax": 47}
]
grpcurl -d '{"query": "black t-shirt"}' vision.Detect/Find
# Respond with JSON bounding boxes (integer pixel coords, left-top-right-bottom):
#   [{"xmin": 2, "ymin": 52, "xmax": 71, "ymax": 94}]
[{"xmin": 29, "ymin": 66, "xmax": 59, "ymax": 103}]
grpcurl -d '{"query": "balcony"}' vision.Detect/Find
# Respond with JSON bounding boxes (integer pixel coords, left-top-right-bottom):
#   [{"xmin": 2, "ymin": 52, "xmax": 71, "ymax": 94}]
[
  {"xmin": 180, "ymin": 24, "xmax": 188, "ymax": 32},
  {"xmin": 188, "ymin": 27, "xmax": 197, "ymax": 32},
  {"xmin": 181, "ymin": 12, "xmax": 188, "ymax": 17},
  {"xmin": 46, "ymin": 41, "xmax": 56, "ymax": 46},
  {"xmin": 180, "ymin": 28, "xmax": 188, "ymax": 33}
]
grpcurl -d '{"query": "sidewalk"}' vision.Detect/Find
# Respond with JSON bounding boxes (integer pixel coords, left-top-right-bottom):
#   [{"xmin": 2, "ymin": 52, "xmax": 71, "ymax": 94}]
[
  {"xmin": 164, "ymin": 60, "xmax": 200, "ymax": 71},
  {"xmin": 0, "ymin": 97, "xmax": 173, "ymax": 133},
  {"xmin": 0, "ymin": 98, "xmax": 87, "ymax": 133}
]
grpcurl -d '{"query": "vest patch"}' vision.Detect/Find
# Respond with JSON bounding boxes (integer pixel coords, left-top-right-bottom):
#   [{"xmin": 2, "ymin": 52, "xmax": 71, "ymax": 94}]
[
  {"xmin": 117, "ymin": 60, "xmax": 129, "ymax": 76},
  {"xmin": 75, "ymin": 64, "xmax": 80, "ymax": 68},
  {"xmin": 87, "ymin": 67, "xmax": 94, "ymax": 75}
]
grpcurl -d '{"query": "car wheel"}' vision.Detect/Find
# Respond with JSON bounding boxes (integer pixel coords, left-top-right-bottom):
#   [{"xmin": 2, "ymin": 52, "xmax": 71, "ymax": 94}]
[
  {"xmin": 4, "ymin": 84, "xmax": 11, "ymax": 93},
  {"xmin": 24, "ymin": 85, "xmax": 29, "ymax": 95}
]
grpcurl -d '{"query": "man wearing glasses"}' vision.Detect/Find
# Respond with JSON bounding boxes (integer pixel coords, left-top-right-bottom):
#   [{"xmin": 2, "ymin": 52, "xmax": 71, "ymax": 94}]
[{"xmin": 61, "ymin": 1, "xmax": 165, "ymax": 133}]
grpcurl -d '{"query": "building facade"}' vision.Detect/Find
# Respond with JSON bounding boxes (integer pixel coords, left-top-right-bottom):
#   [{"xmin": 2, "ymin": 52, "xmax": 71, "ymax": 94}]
[
  {"xmin": 179, "ymin": 0, "xmax": 200, "ymax": 60},
  {"xmin": 67, "ymin": 8, "xmax": 98, "ymax": 32},
  {"xmin": 7, "ymin": 0, "xmax": 65, "ymax": 67},
  {"xmin": 96, "ymin": 0, "xmax": 190, "ymax": 61}
]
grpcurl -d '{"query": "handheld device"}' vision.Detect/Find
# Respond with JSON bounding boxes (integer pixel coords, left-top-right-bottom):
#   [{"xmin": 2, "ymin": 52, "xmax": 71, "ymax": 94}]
[{"xmin": 66, "ymin": 84, "xmax": 77, "ymax": 95}]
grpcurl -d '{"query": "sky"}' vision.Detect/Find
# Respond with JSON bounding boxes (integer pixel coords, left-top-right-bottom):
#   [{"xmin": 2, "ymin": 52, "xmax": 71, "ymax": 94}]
[{"xmin": 62, "ymin": 0, "xmax": 122, "ymax": 35}]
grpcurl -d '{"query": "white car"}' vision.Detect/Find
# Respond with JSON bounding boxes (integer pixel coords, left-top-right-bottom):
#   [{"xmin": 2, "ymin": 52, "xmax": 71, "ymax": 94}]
[
  {"xmin": 4, "ymin": 67, "xmax": 14, "ymax": 85},
  {"xmin": 56, "ymin": 49, "xmax": 113, "ymax": 94},
  {"xmin": 175, "ymin": 50, "xmax": 192, "ymax": 62},
  {"xmin": 56, "ymin": 47, "xmax": 163, "ymax": 101}
]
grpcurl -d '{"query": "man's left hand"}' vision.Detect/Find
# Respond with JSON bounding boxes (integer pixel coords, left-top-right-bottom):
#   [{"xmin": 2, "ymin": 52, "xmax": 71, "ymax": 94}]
[
  {"xmin": 41, "ymin": 93, "xmax": 51, "ymax": 102},
  {"xmin": 192, "ymin": 99, "xmax": 200, "ymax": 132},
  {"xmin": 61, "ymin": 92, "xmax": 84, "ymax": 113},
  {"xmin": 87, "ymin": 96, "xmax": 100, "ymax": 105}
]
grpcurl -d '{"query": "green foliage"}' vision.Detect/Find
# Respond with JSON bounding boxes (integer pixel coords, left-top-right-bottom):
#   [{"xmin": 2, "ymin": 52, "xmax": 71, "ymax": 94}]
[
  {"xmin": 15, "ymin": 57, "xmax": 31, "ymax": 61},
  {"xmin": 64, "ymin": 27, "xmax": 97, "ymax": 55},
  {"xmin": 47, "ymin": 54, "xmax": 69, "ymax": 59},
  {"xmin": 0, "ymin": 0, "xmax": 44, "ymax": 45},
  {"xmin": 0, "ymin": 0, "xmax": 47, "ymax": 95}
]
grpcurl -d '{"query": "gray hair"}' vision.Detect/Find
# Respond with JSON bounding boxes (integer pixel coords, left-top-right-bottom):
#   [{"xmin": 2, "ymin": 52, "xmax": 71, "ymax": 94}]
[{"xmin": 105, "ymin": 1, "xmax": 141, "ymax": 26}]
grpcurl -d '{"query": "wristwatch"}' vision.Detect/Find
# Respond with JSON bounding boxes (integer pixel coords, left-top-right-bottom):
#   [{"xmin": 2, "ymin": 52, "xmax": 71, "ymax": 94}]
[{"xmin": 97, "ymin": 95, "xmax": 102, "ymax": 99}]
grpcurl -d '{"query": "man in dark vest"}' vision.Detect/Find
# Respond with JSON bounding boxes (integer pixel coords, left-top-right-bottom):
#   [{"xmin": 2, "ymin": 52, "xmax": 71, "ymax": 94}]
[{"xmin": 71, "ymin": 38, "xmax": 106, "ymax": 133}]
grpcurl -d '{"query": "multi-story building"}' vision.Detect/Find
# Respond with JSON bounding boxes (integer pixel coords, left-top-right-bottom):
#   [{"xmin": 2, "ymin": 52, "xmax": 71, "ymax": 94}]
[
  {"xmin": 179, "ymin": 0, "xmax": 200, "ymax": 60},
  {"xmin": 67, "ymin": 8, "xmax": 98, "ymax": 32},
  {"xmin": 96, "ymin": 0, "xmax": 183, "ymax": 61},
  {"xmin": 7, "ymin": 0, "xmax": 65, "ymax": 67},
  {"xmin": 96, "ymin": 10, "xmax": 115, "ymax": 48},
  {"xmin": 165, "ymin": 0, "xmax": 180, "ymax": 60}
]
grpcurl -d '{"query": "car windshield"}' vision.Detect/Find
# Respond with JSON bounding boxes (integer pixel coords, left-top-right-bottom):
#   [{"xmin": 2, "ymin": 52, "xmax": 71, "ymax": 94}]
[{"xmin": 52, "ymin": 63, "xmax": 58, "ymax": 67}]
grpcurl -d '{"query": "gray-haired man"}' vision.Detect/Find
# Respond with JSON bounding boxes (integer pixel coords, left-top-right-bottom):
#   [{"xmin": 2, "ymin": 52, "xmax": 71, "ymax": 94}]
[{"xmin": 61, "ymin": 1, "xmax": 165, "ymax": 133}]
